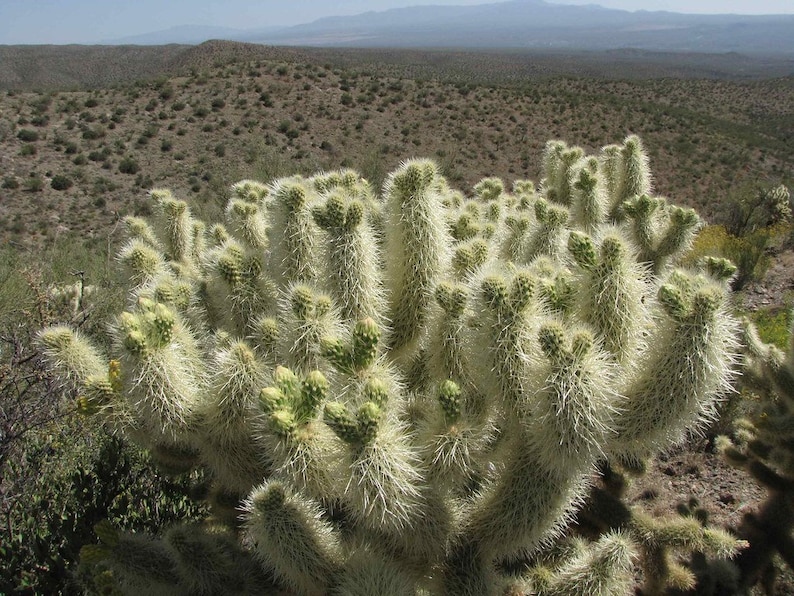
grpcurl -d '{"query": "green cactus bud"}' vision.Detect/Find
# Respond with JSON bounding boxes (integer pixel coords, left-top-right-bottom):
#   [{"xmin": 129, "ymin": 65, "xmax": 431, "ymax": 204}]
[
  {"xmin": 438, "ymin": 379, "xmax": 462, "ymax": 423},
  {"xmin": 274, "ymin": 365, "xmax": 300, "ymax": 399},
  {"xmin": 482, "ymin": 276, "xmax": 509, "ymax": 309},
  {"xmin": 352, "ymin": 317, "xmax": 380, "ymax": 369},
  {"xmin": 364, "ymin": 377, "xmax": 390, "ymax": 407},
  {"xmin": 509, "ymin": 272, "xmax": 534, "ymax": 311},
  {"xmin": 321, "ymin": 336, "xmax": 353, "ymax": 373},
  {"xmin": 450, "ymin": 213, "xmax": 480, "ymax": 241},
  {"xmin": 453, "ymin": 240, "xmax": 488, "ymax": 279},
  {"xmin": 210, "ymin": 223, "xmax": 229, "ymax": 245},
  {"xmin": 568, "ymin": 231, "xmax": 597, "ymax": 270},
  {"xmin": 345, "ymin": 200, "xmax": 364, "ymax": 230},
  {"xmin": 539, "ymin": 323, "xmax": 567, "ymax": 360},
  {"xmin": 356, "ymin": 402, "xmax": 381, "ymax": 444},
  {"xmin": 231, "ymin": 179, "xmax": 269, "ymax": 202},
  {"xmin": 704, "ymin": 257, "xmax": 737, "ymax": 281},
  {"xmin": 297, "ymin": 370, "xmax": 328, "ymax": 421},
  {"xmin": 270, "ymin": 409, "xmax": 298, "ymax": 438},
  {"xmin": 436, "ymin": 282, "xmax": 467, "ymax": 317},
  {"xmin": 324, "ymin": 401, "xmax": 359, "ymax": 445},
  {"xmin": 658, "ymin": 284, "xmax": 687, "ymax": 319},
  {"xmin": 259, "ymin": 386, "xmax": 284, "ymax": 414},
  {"xmin": 217, "ymin": 245, "xmax": 243, "ymax": 286},
  {"xmin": 124, "ymin": 329, "xmax": 148, "ymax": 356},
  {"xmin": 116, "ymin": 310, "xmax": 139, "ymax": 333}
]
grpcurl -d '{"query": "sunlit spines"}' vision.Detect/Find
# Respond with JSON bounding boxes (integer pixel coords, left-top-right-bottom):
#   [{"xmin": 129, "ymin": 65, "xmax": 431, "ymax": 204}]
[
  {"xmin": 568, "ymin": 230, "xmax": 652, "ymax": 366},
  {"xmin": 195, "ymin": 339, "xmax": 269, "ymax": 493},
  {"xmin": 530, "ymin": 323, "xmax": 618, "ymax": 471},
  {"xmin": 542, "ymin": 531, "xmax": 637, "ymax": 596},
  {"xmin": 230, "ymin": 179, "xmax": 270, "ymax": 204},
  {"xmin": 114, "ymin": 299, "xmax": 204, "ymax": 445},
  {"xmin": 383, "ymin": 158, "xmax": 452, "ymax": 361},
  {"xmin": 611, "ymin": 270, "xmax": 740, "ymax": 461},
  {"xmin": 617, "ymin": 134, "xmax": 652, "ymax": 204},
  {"xmin": 243, "ymin": 480, "xmax": 344, "ymax": 596},
  {"xmin": 225, "ymin": 197, "xmax": 268, "ymax": 251},
  {"xmin": 38, "ymin": 325, "xmax": 107, "ymax": 387},
  {"xmin": 152, "ymin": 191, "xmax": 195, "ymax": 267},
  {"xmin": 466, "ymin": 265, "xmax": 538, "ymax": 413},
  {"xmin": 571, "ymin": 156, "xmax": 607, "ymax": 234},
  {"xmin": 268, "ymin": 176, "xmax": 320, "ymax": 287},
  {"xmin": 312, "ymin": 189, "xmax": 385, "ymax": 324},
  {"xmin": 525, "ymin": 198, "xmax": 570, "ymax": 262}
]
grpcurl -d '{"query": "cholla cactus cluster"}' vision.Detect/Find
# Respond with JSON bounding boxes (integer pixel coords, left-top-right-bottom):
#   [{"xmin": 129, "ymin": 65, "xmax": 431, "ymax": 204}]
[
  {"xmin": 716, "ymin": 315, "xmax": 794, "ymax": 591},
  {"xmin": 41, "ymin": 135, "xmax": 744, "ymax": 595}
]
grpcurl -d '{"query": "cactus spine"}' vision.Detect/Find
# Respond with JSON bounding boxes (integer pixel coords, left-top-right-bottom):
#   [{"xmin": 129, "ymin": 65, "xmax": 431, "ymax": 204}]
[{"xmin": 41, "ymin": 137, "xmax": 744, "ymax": 595}]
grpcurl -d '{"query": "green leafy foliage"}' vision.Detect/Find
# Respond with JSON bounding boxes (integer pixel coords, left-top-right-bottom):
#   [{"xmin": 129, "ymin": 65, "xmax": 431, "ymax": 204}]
[
  {"xmin": 686, "ymin": 224, "xmax": 774, "ymax": 290},
  {"xmin": 0, "ymin": 419, "xmax": 206, "ymax": 594}
]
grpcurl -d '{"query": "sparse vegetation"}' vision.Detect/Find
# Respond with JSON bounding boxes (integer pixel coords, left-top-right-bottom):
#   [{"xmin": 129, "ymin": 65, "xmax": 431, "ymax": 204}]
[{"xmin": 0, "ymin": 45, "xmax": 789, "ymax": 248}]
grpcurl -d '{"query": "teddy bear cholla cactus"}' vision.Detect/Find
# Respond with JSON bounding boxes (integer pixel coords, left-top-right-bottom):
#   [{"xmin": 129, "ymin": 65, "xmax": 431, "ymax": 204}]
[
  {"xmin": 41, "ymin": 135, "xmax": 743, "ymax": 595},
  {"xmin": 714, "ymin": 313, "xmax": 794, "ymax": 592}
]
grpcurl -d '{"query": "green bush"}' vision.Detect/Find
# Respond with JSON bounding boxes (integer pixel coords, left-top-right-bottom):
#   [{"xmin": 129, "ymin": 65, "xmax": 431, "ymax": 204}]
[
  {"xmin": 1, "ymin": 176, "xmax": 19, "ymax": 189},
  {"xmin": 0, "ymin": 418, "xmax": 207, "ymax": 594},
  {"xmin": 51, "ymin": 175, "xmax": 74, "ymax": 191},
  {"xmin": 118, "ymin": 157, "xmax": 140, "ymax": 175},
  {"xmin": 17, "ymin": 129, "xmax": 39, "ymax": 142},
  {"xmin": 686, "ymin": 224, "xmax": 773, "ymax": 290},
  {"xmin": 24, "ymin": 176, "xmax": 44, "ymax": 192},
  {"xmin": 750, "ymin": 306, "xmax": 792, "ymax": 351}
]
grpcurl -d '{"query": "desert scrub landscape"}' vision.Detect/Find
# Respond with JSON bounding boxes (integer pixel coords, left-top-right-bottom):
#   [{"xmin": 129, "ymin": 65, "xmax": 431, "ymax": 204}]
[
  {"xmin": 1, "ymin": 42, "xmax": 794, "ymax": 594},
  {"xmin": 0, "ymin": 42, "xmax": 791, "ymax": 249}
]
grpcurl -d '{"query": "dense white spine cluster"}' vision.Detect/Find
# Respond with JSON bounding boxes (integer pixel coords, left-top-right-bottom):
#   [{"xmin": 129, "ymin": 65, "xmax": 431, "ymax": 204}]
[{"xmin": 41, "ymin": 136, "xmax": 744, "ymax": 595}]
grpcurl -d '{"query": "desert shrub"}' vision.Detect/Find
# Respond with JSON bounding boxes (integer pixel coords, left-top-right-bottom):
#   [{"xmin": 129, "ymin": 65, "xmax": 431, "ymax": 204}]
[
  {"xmin": 51, "ymin": 175, "xmax": 74, "ymax": 191},
  {"xmin": 687, "ymin": 224, "xmax": 771, "ymax": 290},
  {"xmin": 118, "ymin": 157, "xmax": 140, "ymax": 175},
  {"xmin": 1, "ymin": 420, "xmax": 206, "ymax": 595},
  {"xmin": 720, "ymin": 182, "xmax": 791, "ymax": 237},
  {"xmin": 749, "ymin": 305, "xmax": 792, "ymax": 351},
  {"xmin": 24, "ymin": 176, "xmax": 44, "ymax": 192},
  {"xmin": 19, "ymin": 143, "xmax": 37, "ymax": 156},
  {"xmin": 17, "ymin": 129, "xmax": 39, "ymax": 142},
  {"xmin": 1, "ymin": 176, "xmax": 19, "ymax": 189}
]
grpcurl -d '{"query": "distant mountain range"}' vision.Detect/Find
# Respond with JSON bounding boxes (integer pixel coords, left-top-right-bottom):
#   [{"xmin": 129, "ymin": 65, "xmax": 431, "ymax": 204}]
[{"xmin": 103, "ymin": 0, "xmax": 794, "ymax": 55}]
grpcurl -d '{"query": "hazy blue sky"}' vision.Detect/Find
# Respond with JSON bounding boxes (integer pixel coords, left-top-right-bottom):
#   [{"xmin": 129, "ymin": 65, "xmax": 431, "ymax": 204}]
[{"xmin": 1, "ymin": 0, "xmax": 792, "ymax": 45}]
